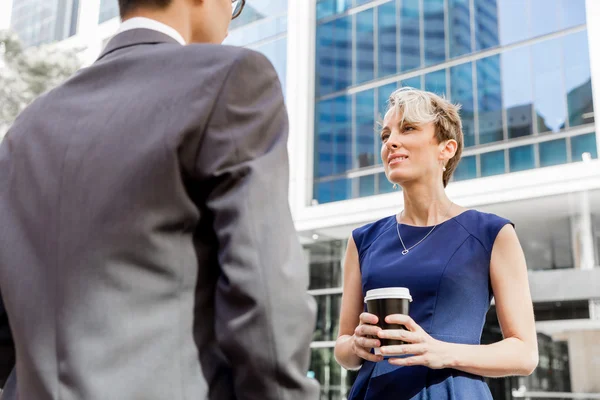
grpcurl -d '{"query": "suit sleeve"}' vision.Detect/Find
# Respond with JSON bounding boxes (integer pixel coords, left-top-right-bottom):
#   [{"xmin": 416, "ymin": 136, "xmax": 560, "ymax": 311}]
[
  {"xmin": 0, "ymin": 290, "xmax": 15, "ymax": 389},
  {"xmin": 195, "ymin": 49, "xmax": 319, "ymax": 400}
]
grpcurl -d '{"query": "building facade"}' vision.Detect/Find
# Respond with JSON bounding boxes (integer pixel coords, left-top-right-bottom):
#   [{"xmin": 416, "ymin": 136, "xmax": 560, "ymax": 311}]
[{"xmin": 5, "ymin": 0, "xmax": 600, "ymax": 398}]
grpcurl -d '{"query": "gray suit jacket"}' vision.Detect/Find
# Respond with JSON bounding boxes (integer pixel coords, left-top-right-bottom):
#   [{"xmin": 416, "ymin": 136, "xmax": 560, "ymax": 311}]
[{"xmin": 0, "ymin": 29, "xmax": 319, "ymax": 400}]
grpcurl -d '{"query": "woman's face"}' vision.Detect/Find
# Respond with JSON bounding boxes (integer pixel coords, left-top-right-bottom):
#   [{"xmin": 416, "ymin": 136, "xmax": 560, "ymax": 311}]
[{"xmin": 380, "ymin": 109, "xmax": 446, "ymax": 187}]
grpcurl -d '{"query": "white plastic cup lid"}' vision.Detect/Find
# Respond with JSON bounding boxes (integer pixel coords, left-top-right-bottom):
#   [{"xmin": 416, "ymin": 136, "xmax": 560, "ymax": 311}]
[{"xmin": 364, "ymin": 287, "xmax": 412, "ymax": 303}]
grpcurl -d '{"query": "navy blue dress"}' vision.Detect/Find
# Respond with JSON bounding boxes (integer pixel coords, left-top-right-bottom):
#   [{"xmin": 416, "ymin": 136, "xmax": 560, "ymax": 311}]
[{"xmin": 348, "ymin": 209, "xmax": 512, "ymax": 400}]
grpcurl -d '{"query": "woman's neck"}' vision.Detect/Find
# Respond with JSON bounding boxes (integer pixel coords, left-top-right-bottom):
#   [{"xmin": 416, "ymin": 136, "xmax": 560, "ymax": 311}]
[{"xmin": 400, "ymin": 182, "xmax": 452, "ymax": 226}]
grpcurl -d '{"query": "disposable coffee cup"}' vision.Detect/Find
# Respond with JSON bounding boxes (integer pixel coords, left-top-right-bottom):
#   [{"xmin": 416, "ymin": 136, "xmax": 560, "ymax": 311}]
[{"xmin": 364, "ymin": 287, "xmax": 412, "ymax": 353}]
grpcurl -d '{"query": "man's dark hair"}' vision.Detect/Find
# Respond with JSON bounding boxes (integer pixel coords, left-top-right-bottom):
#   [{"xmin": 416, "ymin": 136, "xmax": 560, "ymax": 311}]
[{"xmin": 118, "ymin": 0, "xmax": 173, "ymax": 18}]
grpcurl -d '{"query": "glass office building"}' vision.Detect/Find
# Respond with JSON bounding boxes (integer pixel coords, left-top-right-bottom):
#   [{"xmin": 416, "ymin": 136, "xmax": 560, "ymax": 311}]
[
  {"xmin": 312, "ymin": 0, "xmax": 595, "ymax": 204},
  {"xmin": 10, "ymin": 0, "xmax": 80, "ymax": 47},
  {"xmin": 98, "ymin": 0, "xmax": 119, "ymax": 24}
]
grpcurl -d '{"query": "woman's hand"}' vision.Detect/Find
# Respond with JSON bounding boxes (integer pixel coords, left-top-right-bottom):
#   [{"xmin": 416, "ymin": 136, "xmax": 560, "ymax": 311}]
[
  {"xmin": 351, "ymin": 312, "xmax": 385, "ymax": 363},
  {"xmin": 378, "ymin": 314, "xmax": 454, "ymax": 369}
]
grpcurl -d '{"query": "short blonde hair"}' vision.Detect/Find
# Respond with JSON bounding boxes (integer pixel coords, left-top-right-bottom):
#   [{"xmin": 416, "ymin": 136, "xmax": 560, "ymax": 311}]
[{"xmin": 383, "ymin": 87, "xmax": 464, "ymax": 187}]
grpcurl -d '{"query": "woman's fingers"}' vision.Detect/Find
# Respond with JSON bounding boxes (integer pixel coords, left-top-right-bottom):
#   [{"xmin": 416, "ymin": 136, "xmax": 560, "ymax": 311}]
[
  {"xmin": 385, "ymin": 314, "xmax": 422, "ymax": 332},
  {"xmin": 377, "ymin": 329, "xmax": 422, "ymax": 343},
  {"xmin": 359, "ymin": 312, "xmax": 379, "ymax": 325},
  {"xmin": 353, "ymin": 344, "xmax": 384, "ymax": 363}
]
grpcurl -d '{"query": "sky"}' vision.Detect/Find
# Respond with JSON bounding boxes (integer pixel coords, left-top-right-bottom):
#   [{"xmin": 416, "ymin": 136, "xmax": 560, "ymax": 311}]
[{"xmin": 0, "ymin": 0, "xmax": 13, "ymax": 31}]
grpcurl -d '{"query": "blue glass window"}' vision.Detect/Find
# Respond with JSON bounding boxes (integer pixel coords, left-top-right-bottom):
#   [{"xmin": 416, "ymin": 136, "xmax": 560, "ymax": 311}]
[
  {"xmin": 477, "ymin": 55, "xmax": 504, "ymax": 144},
  {"xmin": 356, "ymin": 9, "xmax": 375, "ymax": 84},
  {"xmin": 355, "ymin": 90, "xmax": 376, "ymax": 168},
  {"xmin": 317, "ymin": 0, "xmax": 351, "ymax": 20},
  {"xmin": 501, "ymin": 47, "xmax": 533, "ymax": 139},
  {"xmin": 448, "ymin": 0, "xmax": 471, "ymax": 58},
  {"xmin": 333, "ymin": 17, "xmax": 353, "ymax": 92},
  {"xmin": 378, "ymin": 1, "xmax": 397, "ymax": 78},
  {"xmin": 315, "ymin": 181, "xmax": 332, "ymax": 204},
  {"xmin": 400, "ymin": 76, "xmax": 422, "ymax": 90},
  {"xmin": 571, "ymin": 133, "xmax": 598, "ymax": 161},
  {"xmin": 563, "ymin": 31, "xmax": 594, "ymax": 128},
  {"xmin": 315, "ymin": 99, "xmax": 335, "ymax": 178},
  {"xmin": 531, "ymin": 0, "xmax": 559, "ymax": 38},
  {"xmin": 450, "ymin": 62, "xmax": 475, "ymax": 147},
  {"xmin": 539, "ymin": 139, "xmax": 567, "ymax": 167},
  {"xmin": 424, "ymin": 0, "xmax": 446, "ymax": 66},
  {"xmin": 453, "ymin": 155, "xmax": 477, "ymax": 181},
  {"xmin": 358, "ymin": 175, "xmax": 375, "ymax": 197},
  {"xmin": 481, "ymin": 150, "xmax": 505, "ymax": 176},
  {"xmin": 400, "ymin": 0, "xmax": 421, "ymax": 72},
  {"xmin": 425, "ymin": 69, "xmax": 446, "ymax": 97},
  {"xmin": 498, "ymin": 0, "xmax": 530, "ymax": 46},
  {"xmin": 474, "ymin": 0, "xmax": 499, "ymax": 51},
  {"xmin": 316, "ymin": 21, "xmax": 335, "ymax": 96},
  {"xmin": 532, "ymin": 38, "xmax": 566, "ymax": 133},
  {"xmin": 99, "ymin": 0, "xmax": 119, "ymax": 24},
  {"xmin": 332, "ymin": 178, "xmax": 352, "ymax": 202},
  {"xmin": 559, "ymin": 0, "xmax": 586, "ymax": 29},
  {"xmin": 332, "ymin": 96, "xmax": 352, "ymax": 174},
  {"xmin": 378, "ymin": 83, "xmax": 398, "ymax": 119},
  {"xmin": 509, "ymin": 145, "xmax": 535, "ymax": 172}
]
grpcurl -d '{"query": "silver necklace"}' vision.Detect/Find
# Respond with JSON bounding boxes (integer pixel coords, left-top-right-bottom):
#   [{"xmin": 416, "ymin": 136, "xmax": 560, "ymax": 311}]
[{"xmin": 396, "ymin": 202, "xmax": 454, "ymax": 255}]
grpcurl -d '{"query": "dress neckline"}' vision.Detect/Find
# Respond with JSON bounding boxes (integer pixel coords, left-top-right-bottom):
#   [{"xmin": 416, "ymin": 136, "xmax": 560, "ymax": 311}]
[{"xmin": 394, "ymin": 209, "xmax": 474, "ymax": 229}]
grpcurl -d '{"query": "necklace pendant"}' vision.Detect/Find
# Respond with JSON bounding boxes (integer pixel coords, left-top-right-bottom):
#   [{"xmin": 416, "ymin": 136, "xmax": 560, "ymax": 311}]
[{"xmin": 402, "ymin": 249, "xmax": 409, "ymax": 255}]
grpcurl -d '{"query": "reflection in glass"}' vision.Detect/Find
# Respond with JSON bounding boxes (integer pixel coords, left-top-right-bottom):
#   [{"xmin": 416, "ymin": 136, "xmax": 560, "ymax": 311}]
[
  {"xmin": 448, "ymin": 0, "xmax": 472, "ymax": 58},
  {"xmin": 377, "ymin": 172, "xmax": 394, "ymax": 194},
  {"xmin": 481, "ymin": 150, "xmax": 505, "ymax": 176},
  {"xmin": 317, "ymin": 0, "xmax": 350, "ymax": 20},
  {"xmin": 355, "ymin": 90, "xmax": 376, "ymax": 168},
  {"xmin": 332, "ymin": 178, "xmax": 352, "ymax": 202},
  {"xmin": 378, "ymin": 1, "xmax": 397, "ymax": 78},
  {"xmin": 315, "ymin": 99, "xmax": 334, "ymax": 178},
  {"xmin": 497, "ymin": 0, "xmax": 530, "ymax": 45},
  {"xmin": 532, "ymin": 37, "xmax": 566, "ymax": 133},
  {"xmin": 474, "ymin": 0, "xmax": 499, "ymax": 51},
  {"xmin": 450, "ymin": 63, "xmax": 475, "ymax": 147},
  {"xmin": 509, "ymin": 145, "xmax": 535, "ymax": 172},
  {"xmin": 316, "ymin": 21, "xmax": 335, "ymax": 96},
  {"xmin": 229, "ymin": 0, "xmax": 288, "ymax": 30},
  {"xmin": 563, "ymin": 31, "xmax": 594, "ymax": 128},
  {"xmin": 309, "ymin": 348, "xmax": 358, "ymax": 400},
  {"xmin": 307, "ymin": 240, "xmax": 344, "ymax": 290},
  {"xmin": 531, "ymin": 0, "xmax": 559, "ymax": 38},
  {"xmin": 502, "ymin": 47, "xmax": 533, "ymax": 139},
  {"xmin": 571, "ymin": 133, "xmax": 598, "ymax": 161},
  {"xmin": 518, "ymin": 217, "xmax": 574, "ymax": 270},
  {"xmin": 539, "ymin": 139, "xmax": 567, "ymax": 167},
  {"xmin": 315, "ymin": 181, "xmax": 332, "ymax": 204},
  {"xmin": 424, "ymin": 0, "xmax": 446, "ymax": 66},
  {"xmin": 400, "ymin": 0, "xmax": 421, "ymax": 72},
  {"xmin": 453, "ymin": 155, "xmax": 477, "ymax": 181},
  {"xmin": 358, "ymin": 175, "xmax": 376, "ymax": 197},
  {"xmin": 559, "ymin": 0, "xmax": 586, "ymax": 29},
  {"xmin": 333, "ymin": 96, "xmax": 352, "ymax": 174},
  {"xmin": 356, "ymin": 9, "xmax": 375, "ymax": 84},
  {"xmin": 425, "ymin": 69, "xmax": 446, "ymax": 96},
  {"xmin": 313, "ymin": 295, "xmax": 342, "ymax": 341},
  {"xmin": 377, "ymin": 83, "xmax": 397, "ymax": 120},
  {"xmin": 477, "ymin": 55, "xmax": 504, "ymax": 144},
  {"xmin": 334, "ymin": 17, "xmax": 353, "ymax": 92}
]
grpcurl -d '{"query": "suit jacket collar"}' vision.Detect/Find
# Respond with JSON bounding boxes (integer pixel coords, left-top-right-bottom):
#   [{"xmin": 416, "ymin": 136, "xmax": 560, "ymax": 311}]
[{"xmin": 97, "ymin": 29, "xmax": 180, "ymax": 61}]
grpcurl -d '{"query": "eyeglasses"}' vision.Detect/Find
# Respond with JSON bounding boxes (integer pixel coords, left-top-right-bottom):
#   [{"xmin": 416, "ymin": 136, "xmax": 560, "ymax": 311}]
[{"xmin": 231, "ymin": 0, "xmax": 245, "ymax": 20}]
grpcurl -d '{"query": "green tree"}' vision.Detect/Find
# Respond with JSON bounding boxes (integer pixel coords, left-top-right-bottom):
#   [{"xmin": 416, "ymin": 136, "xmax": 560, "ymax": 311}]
[{"xmin": 0, "ymin": 30, "xmax": 82, "ymax": 139}]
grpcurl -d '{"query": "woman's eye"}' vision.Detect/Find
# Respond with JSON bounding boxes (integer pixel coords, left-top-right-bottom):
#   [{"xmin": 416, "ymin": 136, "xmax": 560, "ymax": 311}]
[
  {"xmin": 403, "ymin": 126, "xmax": 415, "ymax": 132},
  {"xmin": 381, "ymin": 133, "xmax": 390, "ymax": 142}
]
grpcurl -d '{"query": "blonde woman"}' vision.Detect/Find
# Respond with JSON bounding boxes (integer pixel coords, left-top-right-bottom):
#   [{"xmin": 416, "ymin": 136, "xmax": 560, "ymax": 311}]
[{"xmin": 334, "ymin": 88, "xmax": 538, "ymax": 399}]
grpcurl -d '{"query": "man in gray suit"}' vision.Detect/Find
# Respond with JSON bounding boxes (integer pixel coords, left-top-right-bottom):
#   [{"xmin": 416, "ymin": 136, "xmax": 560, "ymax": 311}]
[{"xmin": 0, "ymin": 0, "xmax": 319, "ymax": 399}]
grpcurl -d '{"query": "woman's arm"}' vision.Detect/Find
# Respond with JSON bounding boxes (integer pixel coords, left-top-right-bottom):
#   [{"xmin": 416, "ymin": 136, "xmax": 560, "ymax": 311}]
[
  {"xmin": 334, "ymin": 236, "xmax": 383, "ymax": 370},
  {"xmin": 379, "ymin": 225, "xmax": 539, "ymax": 377}
]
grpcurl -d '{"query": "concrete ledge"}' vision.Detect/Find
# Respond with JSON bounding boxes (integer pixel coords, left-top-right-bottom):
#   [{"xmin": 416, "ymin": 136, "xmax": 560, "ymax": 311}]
[{"xmin": 529, "ymin": 268, "xmax": 600, "ymax": 302}]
